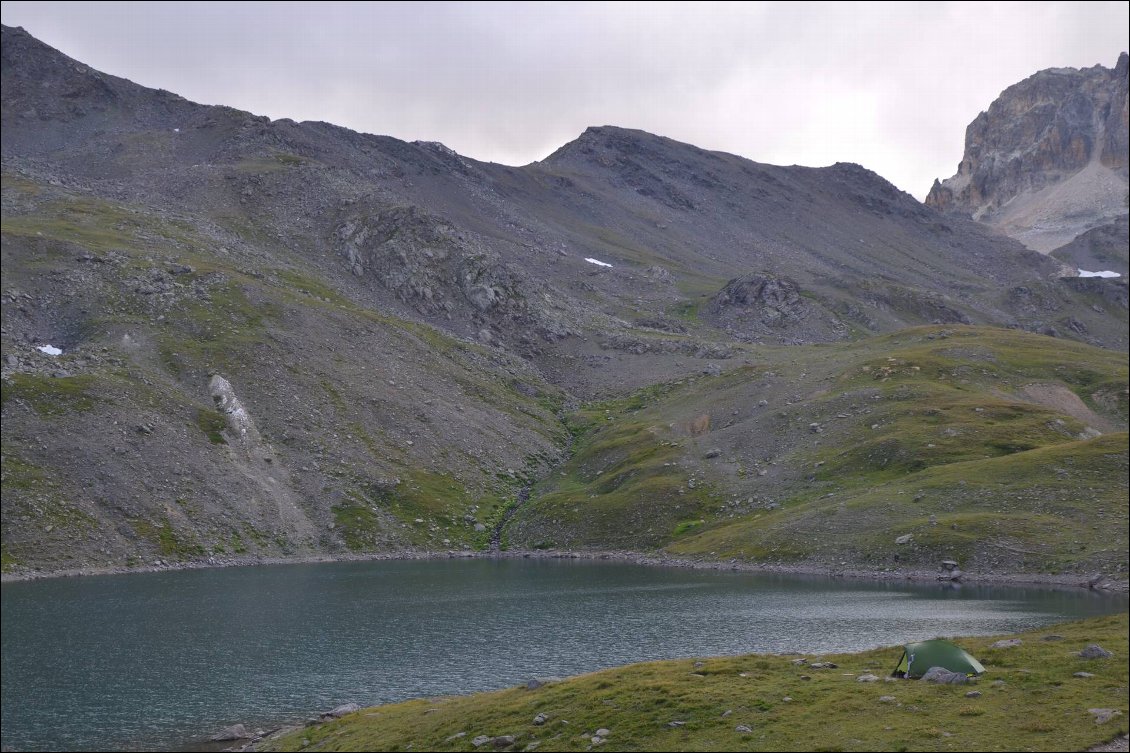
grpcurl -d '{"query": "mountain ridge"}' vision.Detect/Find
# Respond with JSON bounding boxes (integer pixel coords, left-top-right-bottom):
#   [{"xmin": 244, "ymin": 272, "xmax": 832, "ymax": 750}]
[{"xmin": 2, "ymin": 25, "xmax": 1126, "ymax": 577}]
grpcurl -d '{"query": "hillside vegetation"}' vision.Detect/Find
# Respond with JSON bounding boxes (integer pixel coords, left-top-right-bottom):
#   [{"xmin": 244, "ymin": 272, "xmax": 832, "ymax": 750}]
[{"xmin": 509, "ymin": 327, "xmax": 1129, "ymax": 577}]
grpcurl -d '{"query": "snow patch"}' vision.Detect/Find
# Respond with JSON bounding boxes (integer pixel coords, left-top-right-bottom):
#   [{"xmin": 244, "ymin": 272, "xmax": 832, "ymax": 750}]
[
  {"xmin": 1078, "ymin": 269, "xmax": 1121, "ymax": 278},
  {"xmin": 584, "ymin": 257, "xmax": 613, "ymax": 268},
  {"xmin": 37, "ymin": 344, "xmax": 62, "ymax": 356}
]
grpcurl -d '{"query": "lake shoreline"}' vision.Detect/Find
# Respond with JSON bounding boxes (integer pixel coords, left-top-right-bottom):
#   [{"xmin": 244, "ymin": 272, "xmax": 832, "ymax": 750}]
[{"xmin": 3, "ymin": 547, "xmax": 1125, "ymax": 593}]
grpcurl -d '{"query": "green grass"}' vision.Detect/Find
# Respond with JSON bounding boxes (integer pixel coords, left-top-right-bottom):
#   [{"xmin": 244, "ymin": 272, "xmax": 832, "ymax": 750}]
[
  {"xmin": 332, "ymin": 502, "xmax": 383, "ymax": 551},
  {"xmin": 673, "ymin": 431, "xmax": 1127, "ymax": 573},
  {"xmin": 129, "ymin": 518, "xmax": 205, "ymax": 559},
  {"xmin": 508, "ymin": 326, "xmax": 1127, "ymax": 575},
  {"xmin": 195, "ymin": 408, "xmax": 229, "ymax": 444},
  {"xmin": 1, "ymin": 193, "xmax": 194, "ymax": 254},
  {"xmin": 1, "ymin": 374, "xmax": 97, "ymax": 416},
  {"xmin": 510, "ymin": 381, "xmax": 716, "ymax": 550},
  {"xmin": 263, "ymin": 612, "xmax": 1129, "ymax": 752}
]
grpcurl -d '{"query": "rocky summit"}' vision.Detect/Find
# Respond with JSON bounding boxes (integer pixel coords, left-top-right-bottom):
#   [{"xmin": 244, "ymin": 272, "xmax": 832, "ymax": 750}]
[
  {"xmin": 1, "ymin": 25, "xmax": 1127, "ymax": 578},
  {"xmin": 927, "ymin": 53, "xmax": 1129, "ymax": 255}
]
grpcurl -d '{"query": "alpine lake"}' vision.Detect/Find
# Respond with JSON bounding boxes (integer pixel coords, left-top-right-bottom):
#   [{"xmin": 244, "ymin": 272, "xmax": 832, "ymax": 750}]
[{"xmin": 2, "ymin": 558, "xmax": 1126, "ymax": 751}]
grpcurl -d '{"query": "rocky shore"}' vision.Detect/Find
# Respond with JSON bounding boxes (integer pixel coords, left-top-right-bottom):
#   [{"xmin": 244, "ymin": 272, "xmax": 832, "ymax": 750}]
[{"xmin": 3, "ymin": 547, "xmax": 1125, "ymax": 593}]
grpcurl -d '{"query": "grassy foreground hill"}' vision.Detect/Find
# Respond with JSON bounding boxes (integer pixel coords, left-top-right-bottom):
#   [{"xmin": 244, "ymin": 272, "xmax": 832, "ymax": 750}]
[{"xmin": 261, "ymin": 612, "xmax": 1129, "ymax": 752}]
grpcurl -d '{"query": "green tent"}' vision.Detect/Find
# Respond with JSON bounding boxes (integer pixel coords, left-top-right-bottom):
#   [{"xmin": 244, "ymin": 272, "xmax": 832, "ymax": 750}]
[{"xmin": 891, "ymin": 639, "xmax": 985, "ymax": 678}]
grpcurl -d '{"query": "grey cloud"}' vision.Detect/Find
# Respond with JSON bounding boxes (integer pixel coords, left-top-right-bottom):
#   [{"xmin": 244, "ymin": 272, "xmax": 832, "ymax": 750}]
[{"xmin": 2, "ymin": 1, "xmax": 1127, "ymax": 197}]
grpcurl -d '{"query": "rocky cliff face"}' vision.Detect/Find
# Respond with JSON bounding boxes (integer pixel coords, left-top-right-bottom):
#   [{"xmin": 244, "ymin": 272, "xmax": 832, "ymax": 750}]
[{"xmin": 926, "ymin": 53, "xmax": 1129, "ymax": 253}]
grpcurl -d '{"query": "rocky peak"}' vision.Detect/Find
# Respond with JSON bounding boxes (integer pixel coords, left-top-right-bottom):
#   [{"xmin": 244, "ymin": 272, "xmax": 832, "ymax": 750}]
[{"xmin": 926, "ymin": 54, "xmax": 1129, "ymax": 253}]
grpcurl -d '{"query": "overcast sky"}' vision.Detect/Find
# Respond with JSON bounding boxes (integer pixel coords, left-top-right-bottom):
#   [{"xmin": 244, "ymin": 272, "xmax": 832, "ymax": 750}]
[{"xmin": 2, "ymin": 2, "xmax": 1127, "ymax": 198}]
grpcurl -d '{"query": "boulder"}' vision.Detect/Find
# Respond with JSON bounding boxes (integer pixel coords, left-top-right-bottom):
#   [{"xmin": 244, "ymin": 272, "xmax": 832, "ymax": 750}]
[
  {"xmin": 325, "ymin": 703, "xmax": 360, "ymax": 718},
  {"xmin": 210, "ymin": 724, "xmax": 250, "ymax": 741},
  {"xmin": 1089, "ymin": 709, "xmax": 1123, "ymax": 725},
  {"xmin": 1079, "ymin": 644, "xmax": 1113, "ymax": 659},
  {"xmin": 920, "ymin": 666, "xmax": 971, "ymax": 685}
]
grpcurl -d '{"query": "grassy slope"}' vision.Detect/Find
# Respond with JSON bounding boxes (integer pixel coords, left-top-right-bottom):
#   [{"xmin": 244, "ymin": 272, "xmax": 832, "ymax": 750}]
[
  {"xmin": 510, "ymin": 327, "xmax": 1129, "ymax": 576},
  {"xmin": 264, "ymin": 612, "xmax": 1129, "ymax": 752}
]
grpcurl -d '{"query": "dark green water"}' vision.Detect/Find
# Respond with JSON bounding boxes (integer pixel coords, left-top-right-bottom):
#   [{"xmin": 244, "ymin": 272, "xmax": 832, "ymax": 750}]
[{"xmin": 2, "ymin": 559, "xmax": 1125, "ymax": 751}]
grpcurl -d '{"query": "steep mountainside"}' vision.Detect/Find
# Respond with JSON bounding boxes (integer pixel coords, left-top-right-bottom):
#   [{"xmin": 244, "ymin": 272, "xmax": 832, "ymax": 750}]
[
  {"xmin": 927, "ymin": 53, "xmax": 1129, "ymax": 254},
  {"xmin": 2, "ymin": 26, "xmax": 1127, "ymax": 577}
]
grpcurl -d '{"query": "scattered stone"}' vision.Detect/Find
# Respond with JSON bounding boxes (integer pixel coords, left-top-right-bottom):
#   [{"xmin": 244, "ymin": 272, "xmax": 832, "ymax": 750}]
[
  {"xmin": 895, "ymin": 534, "xmax": 913, "ymax": 545},
  {"xmin": 799, "ymin": 675, "xmax": 811, "ymax": 681},
  {"xmin": 446, "ymin": 732, "xmax": 467, "ymax": 741},
  {"xmin": 1090, "ymin": 709, "xmax": 1123, "ymax": 725},
  {"xmin": 595, "ymin": 728, "xmax": 610, "ymax": 737},
  {"xmin": 474, "ymin": 523, "xmax": 487, "ymax": 532},
  {"xmin": 990, "ymin": 639, "xmax": 1022, "ymax": 649},
  {"xmin": 667, "ymin": 721, "xmax": 685, "ymax": 728},
  {"xmin": 492, "ymin": 735, "xmax": 516, "ymax": 748},
  {"xmin": 920, "ymin": 667, "xmax": 970, "ymax": 685},
  {"xmin": 878, "ymin": 696, "xmax": 897, "ymax": 704},
  {"xmin": 1079, "ymin": 645, "xmax": 1113, "ymax": 659},
  {"xmin": 941, "ymin": 567, "xmax": 963, "ymax": 582},
  {"xmin": 472, "ymin": 735, "xmax": 492, "ymax": 748},
  {"xmin": 325, "ymin": 703, "xmax": 360, "ymax": 718},
  {"xmin": 533, "ymin": 713, "xmax": 548, "ymax": 725},
  {"xmin": 791, "ymin": 658, "xmax": 808, "ymax": 665},
  {"xmin": 721, "ymin": 710, "xmax": 733, "ymax": 717},
  {"xmin": 965, "ymin": 691, "xmax": 982, "ymax": 698},
  {"xmin": 523, "ymin": 743, "xmax": 541, "ymax": 752},
  {"xmin": 857, "ymin": 673, "xmax": 880, "ymax": 682},
  {"xmin": 1075, "ymin": 672, "xmax": 1096, "ymax": 678},
  {"xmin": 210, "ymin": 724, "xmax": 250, "ymax": 741},
  {"xmin": 735, "ymin": 725, "xmax": 753, "ymax": 733},
  {"xmin": 991, "ymin": 680, "xmax": 1006, "ymax": 688},
  {"xmin": 782, "ymin": 697, "xmax": 793, "ymax": 702},
  {"xmin": 704, "ymin": 448, "xmax": 721, "ymax": 458},
  {"xmin": 810, "ymin": 661, "xmax": 838, "ymax": 669}
]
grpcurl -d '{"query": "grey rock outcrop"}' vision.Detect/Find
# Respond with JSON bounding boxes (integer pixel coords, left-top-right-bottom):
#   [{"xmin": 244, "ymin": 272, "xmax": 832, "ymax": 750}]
[
  {"xmin": 705, "ymin": 273, "xmax": 846, "ymax": 343},
  {"xmin": 927, "ymin": 53, "xmax": 1129, "ymax": 253}
]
